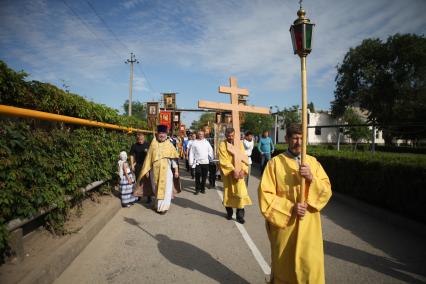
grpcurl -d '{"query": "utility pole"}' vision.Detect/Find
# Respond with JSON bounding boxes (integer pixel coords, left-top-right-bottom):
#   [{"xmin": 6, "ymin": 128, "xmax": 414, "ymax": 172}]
[{"xmin": 125, "ymin": 52, "xmax": 139, "ymax": 116}]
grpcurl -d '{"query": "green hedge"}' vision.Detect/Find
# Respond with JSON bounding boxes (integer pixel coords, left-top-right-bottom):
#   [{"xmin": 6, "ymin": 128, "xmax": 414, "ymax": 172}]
[
  {"xmin": 0, "ymin": 61, "xmax": 145, "ymax": 259},
  {"xmin": 253, "ymin": 144, "xmax": 426, "ymax": 223},
  {"xmin": 0, "ymin": 60, "xmax": 145, "ymax": 129}
]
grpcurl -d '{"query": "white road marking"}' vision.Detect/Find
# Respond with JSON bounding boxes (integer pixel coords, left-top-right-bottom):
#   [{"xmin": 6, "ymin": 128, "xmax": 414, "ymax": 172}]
[{"xmin": 216, "ymin": 189, "xmax": 271, "ymax": 275}]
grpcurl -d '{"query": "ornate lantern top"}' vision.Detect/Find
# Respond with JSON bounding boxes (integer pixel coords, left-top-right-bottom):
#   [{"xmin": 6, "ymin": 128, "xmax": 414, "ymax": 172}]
[{"xmin": 290, "ymin": 2, "xmax": 315, "ymax": 57}]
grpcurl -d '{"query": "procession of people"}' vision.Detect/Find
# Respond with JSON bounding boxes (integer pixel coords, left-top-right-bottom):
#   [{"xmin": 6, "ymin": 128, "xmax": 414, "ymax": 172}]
[{"xmin": 118, "ymin": 122, "xmax": 331, "ymax": 283}]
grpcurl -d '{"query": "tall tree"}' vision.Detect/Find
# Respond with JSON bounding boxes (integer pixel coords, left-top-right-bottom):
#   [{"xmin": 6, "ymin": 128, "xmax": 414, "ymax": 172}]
[
  {"xmin": 242, "ymin": 113, "xmax": 273, "ymax": 136},
  {"xmin": 276, "ymin": 105, "xmax": 301, "ymax": 129},
  {"xmin": 123, "ymin": 100, "xmax": 147, "ymax": 120},
  {"xmin": 342, "ymin": 108, "xmax": 371, "ymax": 150},
  {"xmin": 331, "ymin": 34, "xmax": 426, "ymax": 145},
  {"xmin": 190, "ymin": 112, "xmax": 215, "ymax": 131},
  {"xmin": 308, "ymin": 102, "xmax": 315, "ymax": 113}
]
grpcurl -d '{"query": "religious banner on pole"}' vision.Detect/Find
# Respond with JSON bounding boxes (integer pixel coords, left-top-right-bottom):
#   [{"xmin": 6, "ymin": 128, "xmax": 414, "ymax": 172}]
[
  {"xmin": 163, "ymin": 93, "xmax": 176, "ymax": 110},
  {"xmin": 159, "ymin": 110, "xmax": 171, "ymax": 130},
  {"xmin": 172, "ymin": 111, "xmax": 180, "ymax": 132},
  {"xmin": 147, "ymin": 102, "xmax": 159, "ymax": 129},
  {"xmin": 215, "ymin": 112, "xmax": 222, "ymax": 124},
  {"xmin": 179, "ymin": 124, "xmax": 186, "ymax": 136}
]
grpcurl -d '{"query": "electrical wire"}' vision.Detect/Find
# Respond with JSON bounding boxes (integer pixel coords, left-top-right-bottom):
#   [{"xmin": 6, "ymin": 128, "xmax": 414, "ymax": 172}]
[
  {"xmin": 60, "ymin": 0, "xmax": 123, "ymax": 59},
  {"xmin": 84, "ymin": 0, "xmax": 158, "ymax": 94},
  {"xmin": 84, "ymin": 0, "xmax": 131, "ymax": 53}
]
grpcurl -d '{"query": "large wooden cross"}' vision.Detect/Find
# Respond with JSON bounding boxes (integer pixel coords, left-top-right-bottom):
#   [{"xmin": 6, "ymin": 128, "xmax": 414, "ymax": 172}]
[{"xmin": 198, "ymin": 77, "xmax": 270, "ymax": 173}]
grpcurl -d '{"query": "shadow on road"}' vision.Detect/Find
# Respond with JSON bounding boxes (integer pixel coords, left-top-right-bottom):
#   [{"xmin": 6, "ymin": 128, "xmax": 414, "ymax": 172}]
[
  {"xmin": 324, "ymin": 241, "xmax": 425, "ymax": 284},
  {"xmin": 123, "ymin": 217, "xmax": 249, "ymax": 283},
  {"xmin": 322, "ymin": 198, "xmax": 426, "ymax": 281},
  {"xmin": 173, "ymin": 196, "xmax": 226, "ymax": 218}
]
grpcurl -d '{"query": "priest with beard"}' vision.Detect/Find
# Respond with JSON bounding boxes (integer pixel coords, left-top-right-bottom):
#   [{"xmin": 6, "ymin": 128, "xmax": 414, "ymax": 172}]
[{"xmin": 137, "ymin": 125, "xmax": 180, "ymax": 214}]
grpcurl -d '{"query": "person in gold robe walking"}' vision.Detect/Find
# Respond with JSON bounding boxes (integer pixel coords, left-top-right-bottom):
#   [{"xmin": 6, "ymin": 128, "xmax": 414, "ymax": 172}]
[
  {"xmin": 258, "ymin": 123, "xmax": 332, "ymax": 284},
  {"xmin": 137, "ymin": 125, "xmax": 180, "ymax": 214},
  {"xmin": 218, "ymin": 127, "xmax": 252, "ymax": 224}
]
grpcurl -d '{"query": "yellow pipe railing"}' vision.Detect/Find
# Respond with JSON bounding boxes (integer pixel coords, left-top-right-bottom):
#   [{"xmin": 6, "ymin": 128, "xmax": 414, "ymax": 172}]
[{"xmin": 0, "ymin": 105, "xmax": 154, "ymax": 134}]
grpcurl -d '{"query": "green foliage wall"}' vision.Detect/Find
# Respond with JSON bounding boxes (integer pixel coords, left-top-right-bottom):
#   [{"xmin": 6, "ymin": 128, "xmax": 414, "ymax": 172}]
[
  {"xmin": 252, "ymin": 145, "xmax": 426, "ymax": 223},
  {"xmin": 0, "ymin": 61, "xmax": 144, "ymax": 258},
  {"xmin": 314, "ymin": 153, "xmax": 426, "ymax": 223},
  {"xmin": 0, "ymin": 61, "xmax": 147, "ymax": 129}
]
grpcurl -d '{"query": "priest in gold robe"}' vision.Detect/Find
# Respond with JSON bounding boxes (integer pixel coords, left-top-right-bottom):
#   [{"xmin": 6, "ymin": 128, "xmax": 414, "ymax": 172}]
[
  {"xmin": 137, "ymin": 125, "xmax": 180, "ymax": 214},
  {"xmin": 258, "ymin": 123, "xmax": 332, "ymax": 284},
  {"xmin": 218, "ymin": 127, "xmax": 252, "ymax": 224}
]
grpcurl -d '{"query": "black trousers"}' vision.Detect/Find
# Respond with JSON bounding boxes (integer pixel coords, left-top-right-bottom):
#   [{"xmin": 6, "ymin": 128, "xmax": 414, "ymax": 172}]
[
  {"xmin": 208, "ymin": 162, "xmax": 216, "ymax": 187},
  {"xmin": 195, "ymin": 164, "xmax": 209, "ymax": 192},
  {"xmin": 135, "ymin": 164, "xmax": 143, "ymax": 185},
  {"xmin": 226, "ymin": 207, "xmax": 245, "ymax": 219}
]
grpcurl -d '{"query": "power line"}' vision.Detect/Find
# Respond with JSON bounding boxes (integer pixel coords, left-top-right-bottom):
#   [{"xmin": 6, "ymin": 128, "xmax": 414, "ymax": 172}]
[
  {"xmin": 84, "ymin": 0, "xmax": 131, "ymax": 53},
  {"xmin": 84, "ymin": 0, "xmax": 157, "ymax": 94},
  {"xmin": 61, "ymin": 0, "xmax": 158, "ymax": 96},
  {"xmin": 60, "ymin": 0, "xmax": 123, "ymax": 59},
  {"xmin": 136, "ymin": 64, "xmax": 157, "ymax": 93}
]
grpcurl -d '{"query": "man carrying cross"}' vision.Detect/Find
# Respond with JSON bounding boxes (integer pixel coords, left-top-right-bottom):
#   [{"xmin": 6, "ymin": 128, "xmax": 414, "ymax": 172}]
[
  {"xmin": 218, "ymin": 127, "xmax": 251, "ymax": 223},
  {"xmin": 199, "ymin": 76, "xmax": 269, "ymax": 224}
]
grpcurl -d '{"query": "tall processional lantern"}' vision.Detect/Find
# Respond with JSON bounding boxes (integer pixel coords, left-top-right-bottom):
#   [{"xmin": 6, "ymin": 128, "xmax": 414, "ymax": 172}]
[{"xmin": 290, "ymin": 1, "xmax": 314, "ymax": 204}]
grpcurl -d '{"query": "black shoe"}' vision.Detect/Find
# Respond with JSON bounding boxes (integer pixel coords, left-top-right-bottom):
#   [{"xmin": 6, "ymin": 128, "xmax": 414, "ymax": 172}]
[
  {"xmin": 194, "ymin": 191, "xmax": 199, "ymax": 195},
  {"xmin": 201, "ymin": 190, "xmax": 205, "ymax": 194},
  {"xmin": 226, "ymin": 207, "xmax": 233, "ymax": 220},
  {"xmin": 236, "ymin": 217, "xmax": 245, "ymax": 224}
]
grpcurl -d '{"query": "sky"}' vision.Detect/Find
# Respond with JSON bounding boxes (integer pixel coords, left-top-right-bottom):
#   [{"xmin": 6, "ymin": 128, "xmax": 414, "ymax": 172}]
[{"xmin": 1, "ymin": 0, "xmax": 425, "ymax": 126}]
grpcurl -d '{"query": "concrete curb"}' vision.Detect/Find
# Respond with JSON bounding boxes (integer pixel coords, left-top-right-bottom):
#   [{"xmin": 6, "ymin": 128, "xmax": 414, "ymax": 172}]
[
  {"xmin": 332, "ymin": 192, "xmax": 426, "ymax": 237},
  {"xmin": 18, "ymin": 197, "xmax": 122, "ymax": 284}
]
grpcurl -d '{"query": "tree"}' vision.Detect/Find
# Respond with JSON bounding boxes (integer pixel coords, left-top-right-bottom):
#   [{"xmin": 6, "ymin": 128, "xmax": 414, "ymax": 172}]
[
  {"xmin": 308, "ymin": 102, "xmax": 315, "ymax": 113},
  {"xmin": 276, "ymin": 105, "xmax": 301, "ymax": 129},
  {"xmin": 342, "ymin": 108, "xmax": 371, "ymax": 150},
  {"xmin": 242, "ymin": 113, "xmax": 274, "ymax": 136},
  {"xmin": 123, "ymin": 100, "xmax": 147, "ymax": 120},
  {"xmin": 190, "ymin": 112, "xmax": 215, "ymax": 131},
  {"xmin": 331, "ymin": 34, "xmax": 426, "ymax": 145}
]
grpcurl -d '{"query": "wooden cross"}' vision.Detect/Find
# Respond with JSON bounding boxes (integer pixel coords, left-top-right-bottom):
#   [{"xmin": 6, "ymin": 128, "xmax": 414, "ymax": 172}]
[{"xmin": 198, "ymin": 77, "xmax": 270, "ymax": 173}]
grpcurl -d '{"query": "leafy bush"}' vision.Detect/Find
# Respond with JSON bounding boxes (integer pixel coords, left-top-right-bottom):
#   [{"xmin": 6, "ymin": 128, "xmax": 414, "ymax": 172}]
[
  {"xmin": 0, "ymin": 61, "xmax": 147, "ymax": 129},
  {"xmin": 0, "ymin": 61, "xmax": 146, "ymax": 258},
  {"xmin": 253, "ymin": 144, "xmax": 426, "ymax": 222}
]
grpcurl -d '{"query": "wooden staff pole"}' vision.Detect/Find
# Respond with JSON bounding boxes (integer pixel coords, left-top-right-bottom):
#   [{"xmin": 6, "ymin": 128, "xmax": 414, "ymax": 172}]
[{"xmin": 300, "ymin": 56, "xmax": 308, "ymax": 204}]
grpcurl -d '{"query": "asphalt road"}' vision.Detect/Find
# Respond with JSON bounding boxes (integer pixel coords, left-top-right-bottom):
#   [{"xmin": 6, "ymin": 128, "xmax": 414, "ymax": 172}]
[{"xmin": 55, "ymin": 162, "xmax": 426, "ymax": 284}]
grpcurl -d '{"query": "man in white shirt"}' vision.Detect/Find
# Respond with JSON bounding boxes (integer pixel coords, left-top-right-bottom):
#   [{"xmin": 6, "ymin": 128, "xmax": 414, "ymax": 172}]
[
  {"xmin": 243, "ymin": 131, "xmax": 254, "ymax": 187},
  {"xmin": 186, "ymin": 133, "xmax": 196, "ymax": 179},
  {"xmin": 189, "ymin": 130, "xmax": 214, "ymax": 194}
]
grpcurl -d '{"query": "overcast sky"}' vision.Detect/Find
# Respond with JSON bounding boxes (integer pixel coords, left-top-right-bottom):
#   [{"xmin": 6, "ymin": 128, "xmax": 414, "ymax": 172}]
[{"xmin": 1, "ymin": 0, "xmax": 425, "ymax": 126}]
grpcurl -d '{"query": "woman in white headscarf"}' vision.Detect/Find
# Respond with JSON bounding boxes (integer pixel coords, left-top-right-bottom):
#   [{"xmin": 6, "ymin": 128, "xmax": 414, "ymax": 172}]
[{"xmin": 118, "ymin": 151, "xmax": 137, "ymax": 207}]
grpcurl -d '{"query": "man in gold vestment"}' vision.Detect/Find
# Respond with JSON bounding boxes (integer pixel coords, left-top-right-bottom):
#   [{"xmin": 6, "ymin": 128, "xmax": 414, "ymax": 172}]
[
  {"xmin": 258, "ymin": 124, "xmax": 332, "ymax": 284},
  {"xmin": 218, "ymin": 128, "xmax": 252, "ymax": 224},
  {"xmin": 138, "ymin": 125, "xmax": 180, "ymax": 214}
]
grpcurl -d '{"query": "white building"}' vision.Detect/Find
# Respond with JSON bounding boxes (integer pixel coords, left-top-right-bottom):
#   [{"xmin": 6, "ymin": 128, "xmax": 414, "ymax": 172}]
[{"xmin": 270, "ymin": 110, "xmax": 385, "ymax": 145}]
